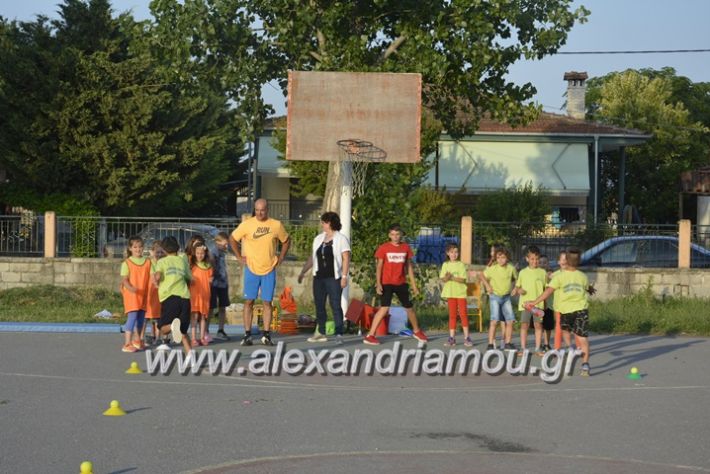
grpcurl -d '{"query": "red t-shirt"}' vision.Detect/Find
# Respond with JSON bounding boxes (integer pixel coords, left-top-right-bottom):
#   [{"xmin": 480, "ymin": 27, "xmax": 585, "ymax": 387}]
[{"xmin": 375, "ymin": 241, "xmax": 413, "ymax": 286}]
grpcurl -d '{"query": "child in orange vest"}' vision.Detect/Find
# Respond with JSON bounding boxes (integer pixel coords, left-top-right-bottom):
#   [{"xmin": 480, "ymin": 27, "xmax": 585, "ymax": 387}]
[
  {"xmin": 189, "ymin": 241, "xmax": 213, "ymax": 346},
  {"xmin": 142, "ymin": 240, "xmax": 165, "ymax": 345},
  {"xmin": 120, "ymin": 236, "xmax": 151, "ymax": 352}
]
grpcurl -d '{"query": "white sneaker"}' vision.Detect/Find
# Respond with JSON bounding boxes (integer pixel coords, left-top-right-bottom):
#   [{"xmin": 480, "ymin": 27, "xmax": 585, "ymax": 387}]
[
  {"xmin": 156, "ymin": 343, "xmax": 171, "ymax": 351},
  {"xmin": 335, "ymin": 335, "xmax": 344, "ymax": 345},
  {"xmin": 307, "ymin": 333, "xmax": 327, "ymax": 343},
  {"xmin": 171, "ymin": 318, "xmax": 183, "ymax": 343}
]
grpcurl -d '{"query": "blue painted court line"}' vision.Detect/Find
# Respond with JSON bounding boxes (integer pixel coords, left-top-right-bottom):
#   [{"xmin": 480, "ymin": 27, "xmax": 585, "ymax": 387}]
[{"xmin": 0, "ymin": 322, "xmax": 260, "ymax": 334}]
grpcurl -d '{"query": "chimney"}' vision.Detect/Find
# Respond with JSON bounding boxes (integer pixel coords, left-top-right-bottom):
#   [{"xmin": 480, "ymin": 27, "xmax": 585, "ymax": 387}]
[{"xmin": 564, "ymin": 71, "xmax": 588, "ymax": 120}]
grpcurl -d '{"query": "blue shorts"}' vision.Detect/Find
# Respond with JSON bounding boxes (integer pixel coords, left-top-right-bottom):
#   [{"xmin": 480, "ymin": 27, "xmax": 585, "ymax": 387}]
[
  {"xmin": 489, "ymin": 294, "xmax": 515, "ymax": 322},
  {"xmin": 243, "ymin": 267, "xmax": 277, "ymax": 302}
]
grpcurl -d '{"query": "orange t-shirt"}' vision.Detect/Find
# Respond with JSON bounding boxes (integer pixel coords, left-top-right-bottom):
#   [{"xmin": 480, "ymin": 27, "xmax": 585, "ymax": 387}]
[
  {"xmin": 121, "ymin": 257, "xmax": 151, "ymax": 314},
  {"xmin": 190, "ymin": 262, "xmax": 213, "ymax": 316},
  {"xmin": 145, "ymin": 277, "xmax": 161, "ymax": 319}
]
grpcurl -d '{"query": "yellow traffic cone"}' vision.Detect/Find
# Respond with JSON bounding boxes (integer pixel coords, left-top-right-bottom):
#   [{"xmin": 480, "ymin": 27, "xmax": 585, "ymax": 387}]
[
  {"xmin": 125, "ymin": 361, "xmax": 142, "ymax": 374},
  {"xmin": 79, "ymin": 461, "xmax": 93, "ymax": 473},
  {"xmin": 103, "ymin": 400, "xmax": 127, "ymax": 416}
]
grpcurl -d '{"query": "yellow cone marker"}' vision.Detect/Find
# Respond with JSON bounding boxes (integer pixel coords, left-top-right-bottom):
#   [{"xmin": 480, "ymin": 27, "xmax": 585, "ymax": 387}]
[
  {"xmin": 103, "ymin": 400, "xmax": 127, "ymax": 416},
  {"xmin": 125, "ymin": 361, "xmax": 143, "ymax": 374},
  {"xmin": 80, "ymin": 461, "xmax": 93, "ymax": 473},
  {"xmin": 626, "ymin": 366, "xmax": 642, "ymax": 380}
]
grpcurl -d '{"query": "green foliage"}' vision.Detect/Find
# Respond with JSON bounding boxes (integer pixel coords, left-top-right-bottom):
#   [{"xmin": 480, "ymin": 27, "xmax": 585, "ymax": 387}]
[
  {"xmin": 0, "ymin": 0, "xmax": 252, "ymax": 215},
  {"xmin": 411, "ymin": 186, "xmax": 460, "ymax": 226},
  {"xmin": 284, "ymin": 223, "xmax": 319, "ymax": 260},
  {"xmin": 586, "ymin": 68, "xmax": 710, "ymax": 223}
]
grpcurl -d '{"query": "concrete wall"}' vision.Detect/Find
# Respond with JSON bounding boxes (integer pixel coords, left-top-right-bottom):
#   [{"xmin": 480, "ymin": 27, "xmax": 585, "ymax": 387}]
[
  {"xmin": 0, "ymin": 257, "xmax": 707, "ymax": 302},
  {"xmin": 0, "ymin": 258, "xmax": 365, "ymax": 302}
]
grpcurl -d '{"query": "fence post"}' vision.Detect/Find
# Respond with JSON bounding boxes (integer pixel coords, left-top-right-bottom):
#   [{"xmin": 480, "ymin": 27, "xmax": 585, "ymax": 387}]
[
  {"xmin": 678, "ymin": 219, "xmax": 691, "ymax": 269},
  {"xmin": 461, "ymin": 216, "xmax": 473, "ymax": 265},
  {"xmin": 44, "ymin": 211, "xmax": 56, "ymax": 258}
]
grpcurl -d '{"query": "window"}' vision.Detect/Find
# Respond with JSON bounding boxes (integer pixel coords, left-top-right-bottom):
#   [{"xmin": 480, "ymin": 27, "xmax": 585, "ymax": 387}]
[{"xmin": 599, "ymin": 242, "xmax": 637, "ymax": 266}]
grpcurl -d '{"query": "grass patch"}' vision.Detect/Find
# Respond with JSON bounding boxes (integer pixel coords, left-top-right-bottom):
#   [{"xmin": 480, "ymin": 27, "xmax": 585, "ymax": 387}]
[
  {"xmin": 0, "ymin": 285, "xmax": 123, "ymax": 324},
  {"xmin": 1, "ymin": 285, "xmax": 709, "ymax": 336}
]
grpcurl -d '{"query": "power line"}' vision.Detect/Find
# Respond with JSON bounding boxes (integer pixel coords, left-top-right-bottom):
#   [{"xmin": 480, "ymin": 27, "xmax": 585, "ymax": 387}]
[{"xmin": 557, "ymin": 48, "xmax": 710, "ymax": 55}]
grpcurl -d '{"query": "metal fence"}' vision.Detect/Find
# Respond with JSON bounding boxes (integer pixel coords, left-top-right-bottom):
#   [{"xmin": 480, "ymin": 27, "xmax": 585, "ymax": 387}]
[
  {"xmin": 0, "ymin": 214, "xmax": 44, "ymax": 256},
  {"xmin": 2, "ymin": 214, "xmax": 707, "ymax": 264},
  {"xmin": 471, "ymin": 221, "xmax": 680, "ymax": 266},
  {"xmin": 56, "ymin": 216, "xmax": 240, "ymax": 258}
]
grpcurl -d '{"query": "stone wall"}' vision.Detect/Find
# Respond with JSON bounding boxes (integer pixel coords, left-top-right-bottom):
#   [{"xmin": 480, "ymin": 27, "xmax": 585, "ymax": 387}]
[{"xmin": 0, "ymin": 257, "xmax": 707, "ymax": 301}]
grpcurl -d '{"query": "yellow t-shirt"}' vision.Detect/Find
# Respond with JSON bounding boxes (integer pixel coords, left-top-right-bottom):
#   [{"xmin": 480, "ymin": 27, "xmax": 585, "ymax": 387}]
[
  {"xmin": 155, "ymin": 254, "xmax": 191, "ymax": 302},
  {"xmin": 231, "ymin": 217, "xmax": 289, "ymax": 275},
  {"xmin": 516, "ymin": 267, "xmax": 546, "ymax": 310},
  {"xmin": 548, "ymin": 269, "xmax": 589, "ymax": 314},
  {"xmin": 483, "ymin": 263, "xmax": 517, "ymax": 297},
  {"xmin": 440, "ymin": 261, "xmax": 467, "ymax": 299}
]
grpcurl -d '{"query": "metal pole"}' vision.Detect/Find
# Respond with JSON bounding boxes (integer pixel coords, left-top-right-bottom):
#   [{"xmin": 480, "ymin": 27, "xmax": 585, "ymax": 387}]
[
  {"xmin": 594, "ymin": 135, "xmax": 599, "ymax": 224},
  {"xmin": 339, "ymin": 160, "xmax": 353, "ymax": 317},
  {"xmin": 618, "ymin": 146, "xmax": 625, "ymax": 222}
]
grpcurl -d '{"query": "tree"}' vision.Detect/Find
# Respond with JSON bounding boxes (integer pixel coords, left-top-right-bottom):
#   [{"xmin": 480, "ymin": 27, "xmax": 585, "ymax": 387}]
[
  {"xmin": 254, "ymin": 1, "xmax": 588, "ymax": 266},
  {"xmin": 586, "ymin": 69, "xmax": 710, "ymax": 223},
  {"xmin": 0, "ymin": 0, "xmax": 250, "ymax": 215}
]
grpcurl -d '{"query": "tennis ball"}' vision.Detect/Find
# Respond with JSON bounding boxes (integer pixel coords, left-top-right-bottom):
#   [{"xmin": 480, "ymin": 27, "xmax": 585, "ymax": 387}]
[{"xmin": 630, "ymin": 367, "xmax": 639, "ymax": 375}]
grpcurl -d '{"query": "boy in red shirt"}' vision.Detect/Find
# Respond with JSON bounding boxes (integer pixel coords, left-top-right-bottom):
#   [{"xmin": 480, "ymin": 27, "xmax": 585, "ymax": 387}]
[{"xmin": 363, "ymin": 224, "xmax": 428, "ymax": 345}]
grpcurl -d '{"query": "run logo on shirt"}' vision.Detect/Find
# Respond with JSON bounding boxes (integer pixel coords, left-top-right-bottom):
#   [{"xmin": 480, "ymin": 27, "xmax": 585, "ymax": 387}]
[{"xmin": 387, "ymin": 252, "xmax": 407, "ymax": 263}]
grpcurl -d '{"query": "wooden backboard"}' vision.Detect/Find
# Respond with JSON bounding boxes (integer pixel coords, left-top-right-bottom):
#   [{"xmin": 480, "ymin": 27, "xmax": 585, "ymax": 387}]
[{"xmin": 286, "ymin": 71, "xmax": 422, "ymax": 163}]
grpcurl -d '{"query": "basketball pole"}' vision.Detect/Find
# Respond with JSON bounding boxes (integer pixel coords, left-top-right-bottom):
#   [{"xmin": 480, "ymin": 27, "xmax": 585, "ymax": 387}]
[{"xmin": 339, "ymin": 160, "xmax": 354, "ymax": 318}]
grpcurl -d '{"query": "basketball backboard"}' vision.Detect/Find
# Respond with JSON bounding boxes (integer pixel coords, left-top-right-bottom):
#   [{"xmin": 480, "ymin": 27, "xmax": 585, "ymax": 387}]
[{"xmin": 286, "ymin": 71, "xmax": 422, "ymax": 163}]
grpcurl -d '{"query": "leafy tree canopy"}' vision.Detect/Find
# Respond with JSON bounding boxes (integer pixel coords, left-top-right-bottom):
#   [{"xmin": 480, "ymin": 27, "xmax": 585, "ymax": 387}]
[{"xmin": 586, "ymin": 68, "xmax": 710, "ymax": 222}]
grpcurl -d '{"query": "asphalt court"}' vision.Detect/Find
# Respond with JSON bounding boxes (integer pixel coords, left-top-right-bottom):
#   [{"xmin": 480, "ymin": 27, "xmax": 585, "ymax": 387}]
[{"xmin": 1, "ymin": 332, "xmax": 709, "ymax": 473}]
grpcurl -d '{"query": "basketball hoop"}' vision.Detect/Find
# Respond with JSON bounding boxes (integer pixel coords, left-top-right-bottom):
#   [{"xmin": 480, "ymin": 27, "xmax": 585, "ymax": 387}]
[{"xmin": 336, "ymin": 139, "xmax": 387, "ymax": 197}]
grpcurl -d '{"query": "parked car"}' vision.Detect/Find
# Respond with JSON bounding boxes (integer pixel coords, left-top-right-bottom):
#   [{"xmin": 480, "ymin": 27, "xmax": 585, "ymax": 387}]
[
  {"xmin": 548, "ymin": 236, "xmax": 710, "ymax": 269},
  {"xmin": 103, "ymin": 223, "xmax": 221, "ymax": 258},
  {"xmin": 409, "ymin": 227, "xmax": 460, "ymax": 265}
]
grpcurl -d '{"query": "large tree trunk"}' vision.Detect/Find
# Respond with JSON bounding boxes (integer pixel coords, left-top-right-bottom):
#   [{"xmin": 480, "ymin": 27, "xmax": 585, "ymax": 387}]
[{"xmin": 321, "ymin": 161, "xmax": 341, "ymax": 214}]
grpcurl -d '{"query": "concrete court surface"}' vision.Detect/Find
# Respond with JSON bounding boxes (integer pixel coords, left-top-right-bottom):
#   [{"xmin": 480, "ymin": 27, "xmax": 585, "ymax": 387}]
[{"xmin": 1, "ymin": 331, "xmax": 709, "ymax": 473}]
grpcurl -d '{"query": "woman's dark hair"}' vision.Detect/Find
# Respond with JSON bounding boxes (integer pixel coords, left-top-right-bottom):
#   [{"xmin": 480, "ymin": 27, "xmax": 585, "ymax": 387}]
[
  {"xmin": 161, "ymin": 236, "xmax": 180, "ymax": 254},
  {"xmin": 320, "ymin": 212, "xmax": 342, "ymax": 231}
]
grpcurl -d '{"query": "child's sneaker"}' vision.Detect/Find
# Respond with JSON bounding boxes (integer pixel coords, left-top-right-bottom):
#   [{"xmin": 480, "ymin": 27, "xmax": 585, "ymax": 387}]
[
  {"xmin": 580, "ymin": 363, "xmax": 590, "ymax": 377},
  {"xmin": 171, "ymin": 319, "xmax": 183, "ymax": 343},
  {"xmin": 535, "ymin": 347, "xmax": 545, "ymax": 357},
  {"xmin": 217, "ymin": 329, "xmax": 230, "ymax": 341},
  {"xmin": 413, "ymin": 330, "xmax": 428, "ymax": 343},
  {"xmin": 363, "ymin": 335, "xmax": 380, "ymax": 345},
  {"xmin": 145, "ymin": 335, "xmax": 155, "ymax": 345},
  {"xmin": 464, "ymin": 336, "xmax": 473, "ymax": 347},
  {"xmin": 335, "ymin": 335, "xmax": 344, "ymax": 345},
  {"xmin": 307, "ymin": 333, "xmax": 328, "ymax": 343},
  {"xmin": 504, "ymin": 343, "xmax": 516, "ymax": 351},
  {"xmin": 132, "ymin": 340, "xmax": 145, "ymax": 351},
  {"xmin": 240, "ymin": 335, "xmax": 253, "ymax": 346},
  {"xmin": 486, "ymin": 343, "xmax": 495, "ymax": 351},
  {"xmin": 261, "ymin": 334, "xmax": 274, "ymax": 346},
  {"xmin": 122, "ymin": 344, "xmax": 137, "ymax": 353},
  {"xmin": 155, "ymin": 343, "xmax": 171, "ymax": 351},
  {"xmin": 200, "ymin": 338, "xmax": 210, "ymax": 346},
  {"xmin": 444, "ymin": 337, "xmax": 455, "ymax": 347}
]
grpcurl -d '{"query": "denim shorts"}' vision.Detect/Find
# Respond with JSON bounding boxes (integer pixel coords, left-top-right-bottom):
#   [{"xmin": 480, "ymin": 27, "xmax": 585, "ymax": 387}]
[
  {"xmin": 243, "ymin": 267, "xmax": 276, "ymax": 302},
  {"xmin": 489, "ymin": 294, "xmax": 515, "ymax": 322}
]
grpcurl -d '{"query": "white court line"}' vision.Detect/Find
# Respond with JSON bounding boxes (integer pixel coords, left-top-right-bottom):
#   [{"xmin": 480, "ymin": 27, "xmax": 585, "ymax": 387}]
[
  {"xmin": 1, "ymin": 371, "xmax": 709, "ymax": 394},
  {"xmin": 180, "ymin": 449, "xmax": 710, "ymax": 473}
]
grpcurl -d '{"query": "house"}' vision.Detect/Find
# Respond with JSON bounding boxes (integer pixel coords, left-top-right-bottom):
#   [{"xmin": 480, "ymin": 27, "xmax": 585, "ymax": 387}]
[{"xmin": 253, "ymin": 72, "xmax": 652, "ymax": 223}]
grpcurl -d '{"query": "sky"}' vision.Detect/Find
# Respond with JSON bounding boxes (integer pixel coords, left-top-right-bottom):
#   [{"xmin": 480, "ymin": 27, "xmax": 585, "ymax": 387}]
[{"xmin": 3, "ymin": 0, "xmax": 709, "ymax": 116}]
